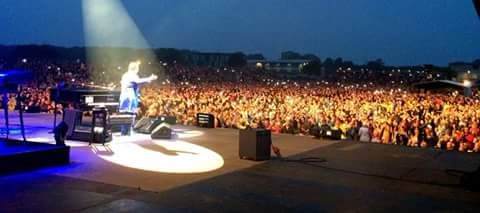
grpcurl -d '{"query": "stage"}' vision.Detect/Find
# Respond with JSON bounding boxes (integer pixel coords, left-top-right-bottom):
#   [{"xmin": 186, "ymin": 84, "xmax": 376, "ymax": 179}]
[
  {"xmin": 0, "ymin": 139, "xmax": 70, "ymax": 175},
  {"xmin": 1, "ymin": 113, "xmax": 480, "ymax": 212}
]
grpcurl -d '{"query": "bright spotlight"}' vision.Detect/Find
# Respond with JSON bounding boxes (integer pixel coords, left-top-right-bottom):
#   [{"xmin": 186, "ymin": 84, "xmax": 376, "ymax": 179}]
[
  {"xmin": 464, "ymin": 80, "xmax": 473, "ymax": 87},
  {"xmin": 94, "ymin": 140, "xmax": 224, "ymax": 174},
  {"xmin": 82, "ymin": 0, "xmax": 151, "ymax": 48},
  {"xmin": 82, "ymin": 0, "xmax": 163, "ymax": 80}
]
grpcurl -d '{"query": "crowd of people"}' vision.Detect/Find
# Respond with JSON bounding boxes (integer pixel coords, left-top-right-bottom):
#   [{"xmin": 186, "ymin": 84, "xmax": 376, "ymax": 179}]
[
  {"xmin": 140, "ymin": 64, "xmax": 480, "ymax": 153},
  {"xmin": 1, "ymin": 58, "xmax": 479, "ymax": 153}
]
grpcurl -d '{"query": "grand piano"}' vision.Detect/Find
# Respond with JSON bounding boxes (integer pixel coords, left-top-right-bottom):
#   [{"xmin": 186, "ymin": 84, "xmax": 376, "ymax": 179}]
[
  {"xmin": 50, "ymin": 85, "xmax": 121, "ymax": 111},
  {"xmin": 0, "ymin": 70, "xmax": 34, "ymax": 141},
  {"xmin": 49, "ymin": 85, "xmax": 133, "ymax": 143}
]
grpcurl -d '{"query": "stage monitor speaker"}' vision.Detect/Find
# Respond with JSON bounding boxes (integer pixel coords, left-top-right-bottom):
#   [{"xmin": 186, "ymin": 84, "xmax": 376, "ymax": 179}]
[
  {"xmin": 239, "ymin": 128, "xmax": 271, "ymax": 161},
  {"xmin": 110, "ymin": 114, "xmax": 135, "ymax": 133},
  {"xmin": 151, "ymin": 123, "xmax": 172, "ymax": 139},
  {"xmin": 134, "ymin": 117, "xmax": 162, "ymax": 134},
  {"xmin": 197, "ymin": 113, "xmax": 215, "ymax": 128},
  {"xmin": 461, "ymin": 166, "xmax": 480, "ymax": 191},
  {"xmin": 326, "ymin": 129, "xmax": 342, "ymax": 140},
  {"xmin": 134, "ymin": 116, "xmax": 151, "ymax": 131},
  {"xmin": 158, "ymin": 115, "xmax": 176, "ymax": 125},
  {"xmin": 134, "ymin": 116, "xmax": 176, "ymax": 134}
]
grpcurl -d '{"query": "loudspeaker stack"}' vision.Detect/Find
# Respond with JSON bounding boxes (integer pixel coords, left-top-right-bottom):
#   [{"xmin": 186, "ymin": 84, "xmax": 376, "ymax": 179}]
[
  {"xmin": 151, "ymin": 123, "xmax": 173, "ymax": 139},
  {"xmin": 239, "ymin": 128, "xmax": 272, "ymax": 161}
]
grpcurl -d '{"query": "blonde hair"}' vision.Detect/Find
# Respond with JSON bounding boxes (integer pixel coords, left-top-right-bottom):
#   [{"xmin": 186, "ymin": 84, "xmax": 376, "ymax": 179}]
[{"xmin": 128, "ymin": 61, "xmax": 141, "ymax": 73}]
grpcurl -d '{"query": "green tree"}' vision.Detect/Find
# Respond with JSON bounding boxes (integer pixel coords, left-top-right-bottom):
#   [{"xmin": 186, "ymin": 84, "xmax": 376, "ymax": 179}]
[
  {"xmin": 323, "ymin": 58, "xmax": 335, "ymax": 71},
  {"xmin": 281, "ymin": 51, "xmax": 303, "ymax": 60},
  {"xmin": 228, "ymin": 52, "xmax": 247, "ymax": 67},
  {"xmin": 302, "ymin": 60, "xmax": 322, "ymax": 76},
  {"xmin": 303, "ymin": 54, "xmax": 321, "ymax": 64},
  {"xmin": 155, "ymin": 48, "xmax": 184, "ymax": 64},
  {"xmin": 366, "ymin": 58, "xmax": 385, "ymax": 70},
  {"xmin": 334, "ymin": 57, "xmax": 343, "ymax": 68},
  {"xmin": 343, "ymin": 60, "xmax": 354, "ymax": 68},
  {"xmin": 436, "ymin": 67, "xmax": 456, "ymax": 79},
  {"xmin": 246, "ymin": 54, "xmax": 265, "ymax": 60},
  {"xmin": 473, "ymin": 59, "xmax": 480, "ymax": 69}
]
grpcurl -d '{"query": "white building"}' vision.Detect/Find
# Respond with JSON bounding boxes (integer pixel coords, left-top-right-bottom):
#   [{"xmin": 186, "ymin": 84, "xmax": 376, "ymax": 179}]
[
  {"xmin": 449, "ymin": 62, "xmax": 479, "ymax": 81},
  {"xmin": 247, "ymin": 59, "xmax": 310, "ymax": 73}
]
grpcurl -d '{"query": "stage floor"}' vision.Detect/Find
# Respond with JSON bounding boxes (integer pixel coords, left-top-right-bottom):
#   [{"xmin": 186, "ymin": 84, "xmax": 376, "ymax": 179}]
[
  {"xmin": 0, "ymin": 139, "xmax": 60, "ymax": 156},
  {"xmin": 1, "ymin": 113, "xmax": 480, "ymax": 212}
]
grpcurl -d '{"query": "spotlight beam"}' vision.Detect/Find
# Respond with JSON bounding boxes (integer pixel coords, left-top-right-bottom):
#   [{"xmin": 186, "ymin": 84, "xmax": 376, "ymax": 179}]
[
  {"xmin": 82, "ymin": 0, "xmax": 151, "ymax": 48},
  {"xmin": 82, "ymin": 0, "xmax": 161, "ymax": 82}
]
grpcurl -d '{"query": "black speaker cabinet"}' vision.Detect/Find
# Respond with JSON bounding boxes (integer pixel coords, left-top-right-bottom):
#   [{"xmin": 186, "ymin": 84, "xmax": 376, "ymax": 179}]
[
  {"xmin": 327, "ymin": 129, "xmax": 342, "ymax": 140},
  {"xmin": 239, "ymin": 128, "xmax": 271, "ymax": 161},
  {"xmin": 461, "ymin": 165, "xmax": 480, "ymax": 191},
  {"xmin": 158, "ymin": 115, "xmax": 177, "ymax": 125},
  {"xmin": 197, "ymin": 113, "xmax": 215, "ymax": 128},
  {"xmin": 134, "ymin": 115, "xmax": 177, "ymax": 134},
  {"xmin": 91, "ymin": 127, "xmax": 113, "ymax": 144},
  {"xmin": 110, "ymin": 114, "xmax": 135, "ymax": 133},
  {"xmin": 90, "ymin": 107, "xmax": 112, "ymax": 145},
  {"xmin": 63, "ymin": 109, "xmax": 82, "ymax": 137},
  {"xmin": 151, "ymin": 123, "xmax": 172, "ymax": 139},
  {"xmin": 134, "ymin": 117, "xmax": 161, "ymax": 134}
]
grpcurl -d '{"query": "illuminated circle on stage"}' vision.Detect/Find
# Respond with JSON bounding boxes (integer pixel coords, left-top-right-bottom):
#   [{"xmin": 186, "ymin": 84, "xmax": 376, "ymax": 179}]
[
  {"xmin": 15, "ymin": 137, "xmax": 90, "ymax": 147},
  {"xmin": 26, "ymin": 137, "xmax": 52, "ymax": 143},
  {"xmin": 65, "ymin": 141, "xmax": 91, "ymax": 147},
  {"xmin": 175, "ymin": 129, "xmax": 204, "ymax": 139},
  {"xmin": 93, "ymin": 139, "xmax": 224, "ymax": 174}
]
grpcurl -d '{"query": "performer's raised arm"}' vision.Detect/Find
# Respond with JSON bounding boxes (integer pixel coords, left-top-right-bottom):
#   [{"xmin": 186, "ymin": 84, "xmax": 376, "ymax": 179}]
[
  {"xmin": 121, "ymin": 61, "xmax": 157, "ymax": 86},
  {"xmin": 132, "ymin": 73, "xmax": 158, "ymax": 84}
]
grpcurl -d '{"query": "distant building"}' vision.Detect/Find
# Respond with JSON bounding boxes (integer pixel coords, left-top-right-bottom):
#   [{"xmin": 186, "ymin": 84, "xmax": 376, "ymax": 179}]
[
  {"xmin": 247, "ymin": 59, "xmax": 310, "ymax": 73},
  {"xmin": 449, "ymin": 62, "xmax": 473, "ymax": 72},
  {"xmin": 414, "ymin": 80, "xmax": 474, "ymax": 97},
  {"xmin": 183, "ymin": 52, "xmax": 231, "ymax": 68},
  {"xmin": 449, "ymin": 62, "xmax": 478, "ymax": 81}
]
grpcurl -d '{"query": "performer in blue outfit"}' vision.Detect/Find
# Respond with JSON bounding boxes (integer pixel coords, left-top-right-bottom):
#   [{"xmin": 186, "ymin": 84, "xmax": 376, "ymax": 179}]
[{"xmin": 119, "ymin": 60, "xmax": 157, "ymax": 135}]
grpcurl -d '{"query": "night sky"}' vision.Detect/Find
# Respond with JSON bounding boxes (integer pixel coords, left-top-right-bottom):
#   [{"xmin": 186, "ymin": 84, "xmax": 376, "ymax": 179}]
[{"xmin": 0, "ymin": 0, "xmax": 479, "ymax": 65}]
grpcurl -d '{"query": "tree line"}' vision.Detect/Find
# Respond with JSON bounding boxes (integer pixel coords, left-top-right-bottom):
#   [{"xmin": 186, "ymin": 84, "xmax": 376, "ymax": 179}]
[{"xmin": 1, "ymin": 45, "xmax": 477, "ymax": 78}]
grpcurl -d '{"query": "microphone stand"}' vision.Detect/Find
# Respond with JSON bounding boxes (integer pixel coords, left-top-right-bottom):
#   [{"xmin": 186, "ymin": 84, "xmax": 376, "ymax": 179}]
[
  {"xmin": 16, "ymin": 86, "xmax": 27, "ymax": 143},
  {"xmin": 50, "ymin": 83, "xmax": 62, "ymax": 134}
]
